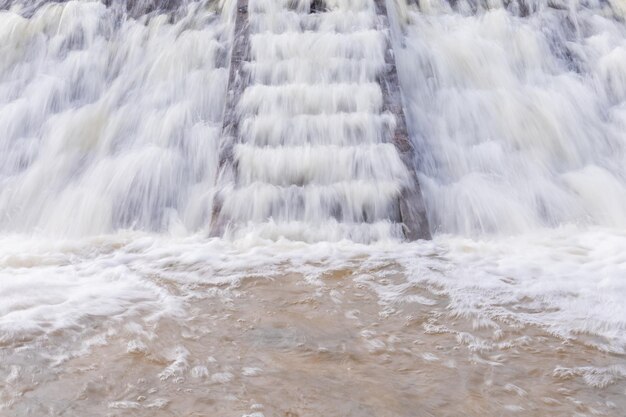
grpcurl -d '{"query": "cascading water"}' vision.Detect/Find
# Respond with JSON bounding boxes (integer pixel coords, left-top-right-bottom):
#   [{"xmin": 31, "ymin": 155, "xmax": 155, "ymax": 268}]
[
  {"xmin": 0, "ymin": 0, "xmax": 229, "ymax": 236},
  {"xmin": 3, "ymin": 0, "xmax": 623, "ymax": 240},
  {"xmin": 211, "ymin": 0, "xmax": 429, "ymax": 242},
  {"xmin": 0, "ymin": 0, "xmax": 625, "ymax": 415},
  {"xmin": 396, "ymin": 0, "xmax": 626, "ymax": 235}
]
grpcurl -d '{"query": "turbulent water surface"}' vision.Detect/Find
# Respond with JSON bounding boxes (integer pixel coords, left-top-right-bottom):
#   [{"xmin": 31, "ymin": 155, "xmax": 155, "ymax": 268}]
[{"xmin": 0, "ymin": 0, "xmax": 625, "ymax": 416}]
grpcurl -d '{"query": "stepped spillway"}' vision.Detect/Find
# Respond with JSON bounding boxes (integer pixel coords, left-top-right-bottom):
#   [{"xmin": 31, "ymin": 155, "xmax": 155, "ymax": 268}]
[{"xmin": 211, "ymin": 0, "xmax": 430, "ymax": 242}]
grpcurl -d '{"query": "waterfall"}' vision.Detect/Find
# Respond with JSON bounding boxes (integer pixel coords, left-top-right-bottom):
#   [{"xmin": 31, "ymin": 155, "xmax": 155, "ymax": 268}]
[
  {"xmin": 0, "ymin": 0, "xmax": 230, "ymax": 236},
  {"xmin": 396, "ymin": 0, "xmax": 626, "ymax": 235},
  {"xmin": 210, "ymin": 0, "xmax": 428, "ymax": 242},
  {"xmin": 0, "ymin": 2, "xmax": 625, "ymax": 414},
  {"xmin": 1, "ymin": 0, "xmax": 624, "ymax": 239}
]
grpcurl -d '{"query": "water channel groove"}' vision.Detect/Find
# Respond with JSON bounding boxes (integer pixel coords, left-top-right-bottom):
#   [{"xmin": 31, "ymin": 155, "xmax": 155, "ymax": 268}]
[{"xmin": 211, "ymin": 0, "xmax": 430, "ymax": 242}]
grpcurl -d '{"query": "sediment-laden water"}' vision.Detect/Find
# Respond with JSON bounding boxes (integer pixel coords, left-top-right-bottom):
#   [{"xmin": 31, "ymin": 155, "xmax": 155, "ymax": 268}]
[{"xmin": 0, "ymin": 0, "xmax": 625, "ymax": 416}]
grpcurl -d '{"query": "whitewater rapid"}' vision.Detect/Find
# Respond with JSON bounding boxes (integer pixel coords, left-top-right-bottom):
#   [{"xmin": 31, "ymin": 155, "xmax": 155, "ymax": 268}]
[{"xmin": 0, "ymin": 0, "xmax": 625, "ymax": 415}]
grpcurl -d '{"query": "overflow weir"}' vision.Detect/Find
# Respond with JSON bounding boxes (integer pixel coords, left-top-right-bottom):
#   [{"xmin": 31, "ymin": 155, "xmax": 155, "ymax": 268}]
[{"xmin": 211, "ymin": 0, "xmax": 430, "ymax": 242}]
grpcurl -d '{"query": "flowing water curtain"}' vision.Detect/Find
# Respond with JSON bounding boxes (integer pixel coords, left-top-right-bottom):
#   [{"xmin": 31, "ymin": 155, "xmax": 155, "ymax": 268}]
[
  {"xmin": 0, "ymin": 0, "xmax": 230, "ymax": 236},
  {"xmin": 208, "ymin": 0, "xmax": 429, "ymax": 242},
  {"xmin": 396, "ymin": 0, "xmax": 626, "ymax": 235}
]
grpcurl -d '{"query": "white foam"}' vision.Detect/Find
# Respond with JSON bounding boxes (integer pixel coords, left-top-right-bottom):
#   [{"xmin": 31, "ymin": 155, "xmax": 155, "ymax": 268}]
[
  {"xmin": 0, "ymin": 234, "xmax": 184, "ymax": 345},
  {"xmin": 405, "ymin": 227, "xmax": 626, "ymax": 353}
]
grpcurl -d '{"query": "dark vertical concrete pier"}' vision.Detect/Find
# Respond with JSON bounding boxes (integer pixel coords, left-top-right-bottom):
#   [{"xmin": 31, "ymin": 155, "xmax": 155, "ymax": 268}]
[{"xmin": 374, "ymin": 0, "xmax": 431, "ymax": 240}]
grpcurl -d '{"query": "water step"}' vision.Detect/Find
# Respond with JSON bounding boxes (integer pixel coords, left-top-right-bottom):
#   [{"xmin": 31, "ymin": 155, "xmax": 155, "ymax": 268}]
[
  {"xmin": 220, "ymin": 181, "xmax": 402, "ymax": 223},
  {"xmin": 250, "ymin": 31, "xmax": 386, "ymax": 61},
  {"xmin": 240, "ymin": 113, "xmax": 395, "ymax": 146},
  {"xmin": 248, "ymin": 58, "xmax": 384, "ymax": 84},
  {"xmin": 238, "ymin": 83, "xmax": 383, "ymax": 115},
  {"xmin": 249, "ymin": 10, "xmax": 377, "ymax": 33},
  {"xmin": 233, "ymin": 144, "xmax": 409, "ymax": 185}
]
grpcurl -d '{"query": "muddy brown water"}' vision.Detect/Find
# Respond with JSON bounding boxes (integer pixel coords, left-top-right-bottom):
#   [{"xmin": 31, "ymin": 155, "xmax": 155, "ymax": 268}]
[{"xmin": 1, "ymin": 265, "xmax": 625, "ymax": 417}]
